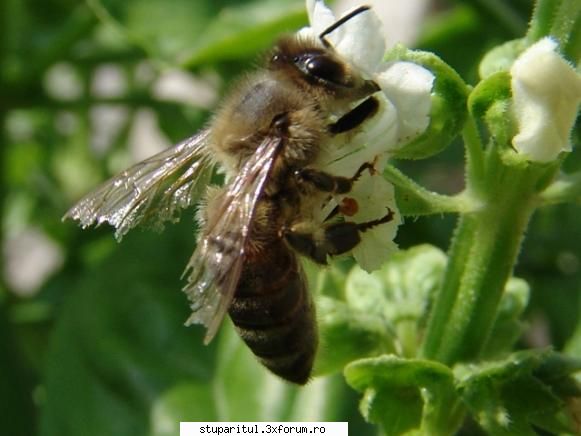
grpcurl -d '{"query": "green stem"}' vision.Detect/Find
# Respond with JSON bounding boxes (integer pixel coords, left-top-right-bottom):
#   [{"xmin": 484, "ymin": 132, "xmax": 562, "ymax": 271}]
[
  {"xmin": 420, "ymin": 148, "xmax": 555, "ymax": 364},
  {"xmin": 527, "ymin": 0, "xmax": 581, "ymax": 61},
  {"xmin": 539, "ymin": 171, "xmax": 581, "ymax": 205},
  {"xmin": 462, "ymin": 117, "xmax": 486, "ymax": 198},
  {"xmin": 383, "ymin": 165, "xmax": 471, "ymax": 217},
  {"xmin": 551, "ymin": 0, "xmax": 581, "ymax": 60},
  {"xmin": 527, "ymin": 0, "xmax": 560, "ymax": 41}
]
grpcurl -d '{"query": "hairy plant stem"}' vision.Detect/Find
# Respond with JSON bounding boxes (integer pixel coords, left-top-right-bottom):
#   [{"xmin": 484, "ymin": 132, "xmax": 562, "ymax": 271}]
[
  {"xmin": 527, "ymin": 0, "xmax": 581, "ymax": 60},
  {"xmin": 527, "ymin": 0, "xmax": 561, "ymax": 41},
  {"xmin": 420, "ymin": 0, "xmax": 577, "ymax": 366},
  {"xmin": 420, "ymin": 146, "xmax": 557, "ymax": 365}
]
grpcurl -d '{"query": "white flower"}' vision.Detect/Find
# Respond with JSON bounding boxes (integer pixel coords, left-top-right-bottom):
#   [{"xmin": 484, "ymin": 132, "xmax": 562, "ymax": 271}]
[
  {"xmin": 300, "ymin": 0, "xmax": 434, "ymax": 271},
  {"xmin": 302, "ymin": 0, "xmax": 434, "ymax": 164},
  {"xmin": 511, "ymin": 37, "xmax": 581, "ymax": 163}
]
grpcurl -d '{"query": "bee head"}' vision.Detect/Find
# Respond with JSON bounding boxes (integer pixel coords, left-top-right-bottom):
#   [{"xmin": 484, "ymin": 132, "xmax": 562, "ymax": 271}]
[
  {"xmin": 270, "ymin": 42, "xmax": 347, "ymax": 88},
  {"xmin": 268, "ymin": 5, "xmax": 378, "ymax": 98}
]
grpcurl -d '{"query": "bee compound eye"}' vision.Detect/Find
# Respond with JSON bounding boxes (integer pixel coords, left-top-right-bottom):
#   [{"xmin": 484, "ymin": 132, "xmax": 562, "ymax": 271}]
[{"xmin": 303, "ymin": 55, "xmax": 343, "ymax": 85}]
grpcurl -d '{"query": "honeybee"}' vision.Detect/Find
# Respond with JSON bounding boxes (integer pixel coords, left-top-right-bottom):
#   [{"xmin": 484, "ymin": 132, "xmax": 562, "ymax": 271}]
[{"xmin": 65, "ymin": 5, "xmax": 393, "ymax": 384}]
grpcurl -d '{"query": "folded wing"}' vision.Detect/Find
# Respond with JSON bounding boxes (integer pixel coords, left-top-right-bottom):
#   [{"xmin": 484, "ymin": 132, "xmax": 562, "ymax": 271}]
[{"xmin": 182, "ymin": 135, "xmax": 283, "ymax": 344}]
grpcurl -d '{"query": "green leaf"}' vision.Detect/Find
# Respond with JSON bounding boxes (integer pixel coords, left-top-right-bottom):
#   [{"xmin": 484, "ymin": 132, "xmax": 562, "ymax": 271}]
[
  {"xmin": 337, "ymin": 245, "xmax": 447, "ymax": 359},
  {"xmin": 306, "ymin": 260, "xmax": 350, "ymax": 300},
  {"xmin": 40, "ymin": 224, "xmax": 216, "ymax": 436},
  {"xmin": 313, "ymin": 246, "xmax": 448, "ymax": 375},
  {"xmin": 211, "ymin": 320, "xmax": 297, "ymax": 421},
  {"xmin": 384, "ymin": 46, "xmax": 469, "ymax": 160},
  {"xmin": 0, "ymin": 303, "xmax": 36, "ymax": 436},
  {"xmin": 314, "ymin": 296, "xmax": 393, "ymax": 376},
  {"xmin": 89, "ymin": 0, "xmax": 213, "ymax": 63},
  {"xmin": 213, "ymin": 320, "xmax": 363, "ymax": 422},
  {"xmin": 346, "ymin": 244, "xmax": 446, "ymax": 326},
  {"xmin": 478, "ymin": 38, "xmax": 527, "ymax": 79},
  {"xmin": 455, "ymin": 350, "xmax": 581, "ymax": 435},
  {"xmin": 151, "ymin": 383, "xmax": 217, "ymax": 436},
  {"xmin": 181, "ymin": 0, "xmax": 306, "ymax": 68},
  {"xmin": 1, "ymin": 1, "xmax": 97, "ymax": 86},
  {"xmin": 345, "ymin": 355, "xmax": 455, "ymax": 435},
  {"xmin": 90, "ymin": 0, "xmax": 305, "ymax": 66},
  {"xmin": 468, "ymin": 71, "xmax": 511, "ymax": 120}
]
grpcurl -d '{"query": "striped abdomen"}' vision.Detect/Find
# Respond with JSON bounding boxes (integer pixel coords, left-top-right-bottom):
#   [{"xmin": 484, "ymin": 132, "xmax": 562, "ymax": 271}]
[{"xmin": 228, "ymin": 241, "xmax": 317, "ymax": 385}]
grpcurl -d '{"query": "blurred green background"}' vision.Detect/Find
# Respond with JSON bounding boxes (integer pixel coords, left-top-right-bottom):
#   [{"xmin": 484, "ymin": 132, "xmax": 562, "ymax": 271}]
[{"xmin": 1, "ymin": 0, "xmax": 579, "ymax": 435}]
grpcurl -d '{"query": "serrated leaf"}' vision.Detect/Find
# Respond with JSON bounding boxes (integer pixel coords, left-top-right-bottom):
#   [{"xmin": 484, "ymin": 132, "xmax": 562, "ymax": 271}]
[
  {"xmin": 345, "ymin": 355, "xmax": 456, "ymax": 435},
  {"xmin": 358, "ymin": 386, "xmax": 423, "ymax": 435},
  {"xmin": 346, "ymin": 244, "xmax": 446, "ymax": 327},
  {"xmin": 346, "ymin": 355, "xmax": 453, "ymax": 394},
  {"xmin": 455, "ymin": 350, "xmax": 581, "ymax": 435}
]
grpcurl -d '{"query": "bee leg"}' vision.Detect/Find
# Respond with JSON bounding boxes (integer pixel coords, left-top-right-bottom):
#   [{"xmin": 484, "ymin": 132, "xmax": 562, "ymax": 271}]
[
  {"xmin": 328, "ymin": 96, "xmax": 379, "ymax": 134},
  {"xmin": 295, "ymin": 161, "xmax": 375, "ymax": 194},
  {"xmin": 283, "ymin": 207, "xmax": 394, "ymax": 263}
]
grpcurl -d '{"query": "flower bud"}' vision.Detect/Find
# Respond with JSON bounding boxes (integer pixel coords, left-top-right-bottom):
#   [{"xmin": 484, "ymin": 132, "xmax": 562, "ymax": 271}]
[{"xmin": 510, "ymin": 37, "xmax": 581, "ymax": 163}]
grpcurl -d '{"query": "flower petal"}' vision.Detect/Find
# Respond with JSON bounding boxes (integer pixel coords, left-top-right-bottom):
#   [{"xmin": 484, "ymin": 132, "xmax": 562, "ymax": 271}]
[
  {"xmin": 511, "ymin": 37, "xmax": 581, "ymax": 163},
  {"xmin": 328, "ymin": 7, "xmax": 386, "ymax": 75},
  {"xmin": 302, "ymin": 1, "xmax": 386, "ymax": 74},
  {"xmin": 377, "ymin": 61, "xmax": 435, "ymax": 146},
  {"xmin": 348, "ymin": 173, "xmax": 401, "ymax": 272},
  {"xmin": 317, "ymin": 96, "xmax": 399, "ymax": 178},
  {"xmin": 305, "ymin": 0, "xmax": 336, "ymax": 36}
]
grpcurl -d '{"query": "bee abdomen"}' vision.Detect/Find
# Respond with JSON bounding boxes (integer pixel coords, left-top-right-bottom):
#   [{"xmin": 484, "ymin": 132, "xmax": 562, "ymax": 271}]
[{"xmin": 229, "ymin": 258, "xmax": 317, "ymax": 385}]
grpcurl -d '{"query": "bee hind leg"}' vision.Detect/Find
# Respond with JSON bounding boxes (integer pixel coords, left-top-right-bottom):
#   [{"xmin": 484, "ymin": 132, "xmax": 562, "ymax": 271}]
[{"xmin": 282, "ymin": 207, "xmax": 394, "ymax": 264}]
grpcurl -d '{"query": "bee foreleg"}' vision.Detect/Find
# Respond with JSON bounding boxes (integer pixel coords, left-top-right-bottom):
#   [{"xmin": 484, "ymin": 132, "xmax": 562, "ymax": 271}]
[
  {"xmin": 328, "ymin": 96, "xmax": 379, "ymax": 134},
  {"xmin": 283, "ymin": 207, "xmax": 394, "ymax": 263}
]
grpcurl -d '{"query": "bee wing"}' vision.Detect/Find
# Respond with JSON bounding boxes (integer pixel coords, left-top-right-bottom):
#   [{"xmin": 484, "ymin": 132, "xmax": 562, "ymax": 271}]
[
  {"xmin": 64, "ymin": 129, "xmax": 214, "ymax": 240},
  {"xmin": 182, "ymin": 135, "xmax": 283, "ymax": 344}
]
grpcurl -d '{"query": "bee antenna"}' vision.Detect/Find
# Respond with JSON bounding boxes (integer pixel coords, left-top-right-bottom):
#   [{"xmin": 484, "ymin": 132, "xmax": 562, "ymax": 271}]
[{"xmin": 318, "ymin": 5, "xmax": 371, "ymax": 45}]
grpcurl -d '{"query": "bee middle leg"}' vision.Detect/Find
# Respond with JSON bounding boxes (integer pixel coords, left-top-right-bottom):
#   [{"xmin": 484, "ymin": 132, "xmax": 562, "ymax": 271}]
[
  {"xmin": 295, "ymin": 160, "xmax": 374, "ymax": 195},
  {"xmin": 282, "ymin": 208, "xmax": 394, "ymax": 264}
]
